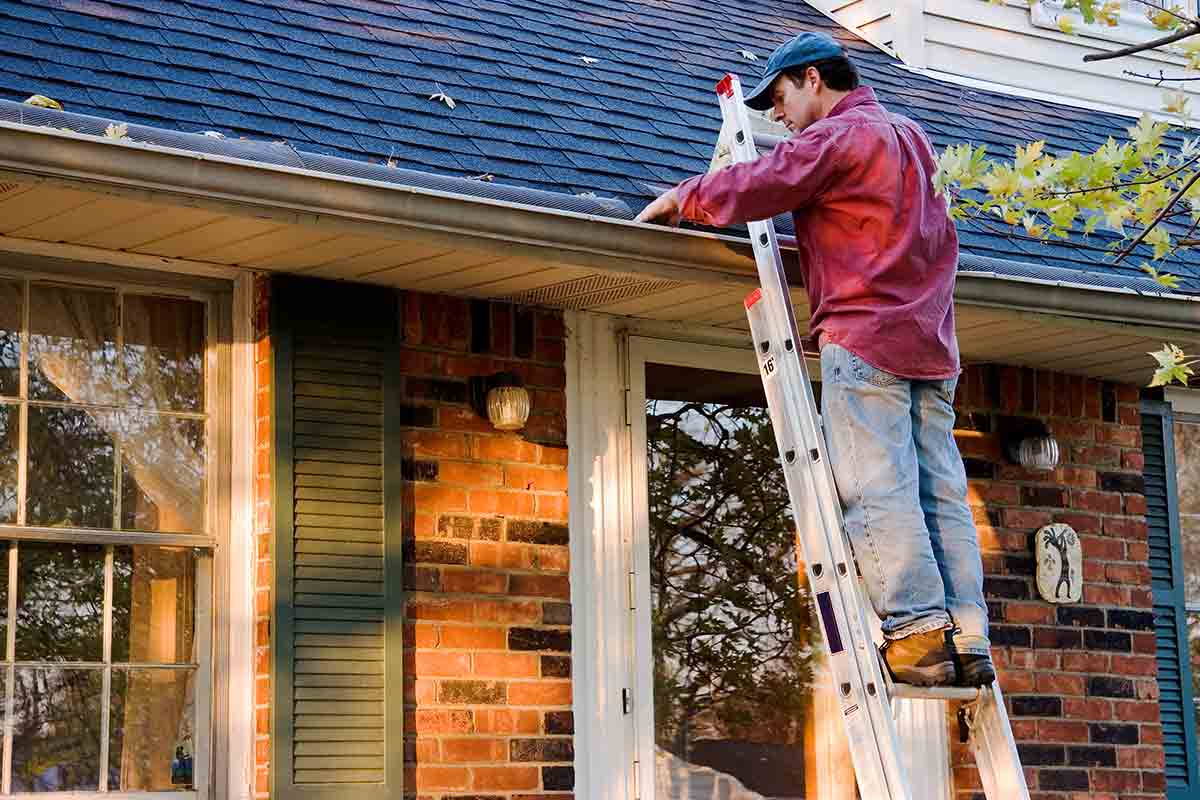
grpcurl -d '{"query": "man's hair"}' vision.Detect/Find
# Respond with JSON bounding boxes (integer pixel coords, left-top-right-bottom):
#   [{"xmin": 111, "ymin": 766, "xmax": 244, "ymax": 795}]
[{"xmin": 783, "ymin": 56, "xmax": 860, "ymax": 92}]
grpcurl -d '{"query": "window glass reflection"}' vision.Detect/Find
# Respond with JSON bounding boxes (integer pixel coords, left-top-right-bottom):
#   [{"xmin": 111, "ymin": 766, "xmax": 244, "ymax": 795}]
[
  {"xmin": 110, "ymin": 668, "xmax": 196, "ymax": 791},
  {"xmin": 29, "ymin": 284, "xmax": 118, "ymax": 405},
  {"xmin": 119, "ymin": 413, "xmax": 205, "ymax": 534},
  {"xmin": 16, "ymin": 542, "xmax": 106, "ymax": 662},
  {"xmin": 112, "ymin": 546, "xmax": 196, "ymax": 664},
  {"xmin": 26, "ymin": 406, "xmax": 115, "ymax": 529},
  {"xmin": 11, "ymin": 667, "xmax": 103, "ymax": 792},
  {"xmin": 122, "ymin": 294, "xmax": 205, "ymax": 412},
  {"xmin": 0, "ymin": 279, "xmax": 20, "ymax": 397},
  {"xmin": 646, "ymin": 363, "xmax": 841, "ymax": 800}
]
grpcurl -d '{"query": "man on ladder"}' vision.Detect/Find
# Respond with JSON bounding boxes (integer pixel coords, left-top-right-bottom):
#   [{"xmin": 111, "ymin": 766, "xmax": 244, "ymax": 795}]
[{"xmin": 636, "ymin": 31, "xmax": 996, "ymax": 689}]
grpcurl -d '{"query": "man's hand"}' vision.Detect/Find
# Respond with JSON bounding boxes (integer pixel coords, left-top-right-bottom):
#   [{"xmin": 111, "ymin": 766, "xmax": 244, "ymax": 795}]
[{"xmin": 635, "ymin": 189, "xmax": 681, "ymax": 226}]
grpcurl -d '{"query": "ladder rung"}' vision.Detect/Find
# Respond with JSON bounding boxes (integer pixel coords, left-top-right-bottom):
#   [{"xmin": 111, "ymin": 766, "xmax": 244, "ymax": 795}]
[{"xmin": 890, "ymin": 684, "xmax": 984, "ymax": 702}]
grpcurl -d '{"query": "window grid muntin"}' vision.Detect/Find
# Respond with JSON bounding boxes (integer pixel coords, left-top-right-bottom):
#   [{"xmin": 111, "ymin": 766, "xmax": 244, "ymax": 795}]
[{"xmin": 0, "ymin": 272, "xmax": 214, "ymax": 797}]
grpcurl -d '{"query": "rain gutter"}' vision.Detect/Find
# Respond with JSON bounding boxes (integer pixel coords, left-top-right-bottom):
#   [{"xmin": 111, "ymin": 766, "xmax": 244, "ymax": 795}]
[{"xmin": 0, "ymin": 121, "xmax": 1197, "ymax": 333}]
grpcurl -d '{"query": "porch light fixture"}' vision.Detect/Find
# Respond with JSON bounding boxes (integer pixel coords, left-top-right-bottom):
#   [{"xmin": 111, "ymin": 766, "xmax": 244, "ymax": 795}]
[
  {"xmin": 997, "ymin": 416, "xmax": 1060, "ymax": 471},
  {"xmin": 470, "ymin": 371, "xmax": 531, "ymax": 431}
]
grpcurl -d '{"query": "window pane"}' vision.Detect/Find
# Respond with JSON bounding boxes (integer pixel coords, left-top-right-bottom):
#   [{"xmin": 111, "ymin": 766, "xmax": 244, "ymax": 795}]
[
  {"xmin": 1176, "ymin": 420, "xmax": 1200, "ymax": 604},
  {"xmin": 645, "ymin": 364, "xmax": 838, "ymax": 800},
  {"xmin": 109, "ymin": 668, "xmax": 196, "ymax": 791},
  {"xmin": 29, "ymin": 284, "xmax": 119, "ymax": 405},
  {"xmin": 16, "ymin": 542, "xmax": 105, "ymax": 661},
  {"xmin": 120, "ymin": 413, "xmax": 205, "ymax": 534},
  {"xmin": 0, "ymin": 402, "xmax": 16, "ymax": 523},
  {"xmin": 27, "ymin": 405, "xmax": 115, "ymax": 529},
  {"xmin": 11, "ymin": 667, "xmax": 103, "ymax": 792},
  {"xmin": 0, "ymin": 279, "xmax": 20, "ymax": 396},
  {"xmin": 113, "ymin": 546, "xmax": 196, "ymax": 664},
  {"xmin": 123, "ymin": 294, "xmax": 205, "ymax": 412}
]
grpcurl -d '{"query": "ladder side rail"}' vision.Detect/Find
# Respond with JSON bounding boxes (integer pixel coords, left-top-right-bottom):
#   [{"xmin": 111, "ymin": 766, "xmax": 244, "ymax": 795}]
[{"xmin": 721, "ymin": 73, "xmax": 914, "ymax": 800}]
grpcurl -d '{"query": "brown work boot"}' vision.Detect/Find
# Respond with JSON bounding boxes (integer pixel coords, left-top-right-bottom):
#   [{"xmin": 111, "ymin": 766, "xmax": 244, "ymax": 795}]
[
  {"xmin": 953, "ymin": 651, "xmax": 997, "ymax": 687},
  {"xmin": 880, "ymin": 627, "xmax": 956, "ymax": 686}
]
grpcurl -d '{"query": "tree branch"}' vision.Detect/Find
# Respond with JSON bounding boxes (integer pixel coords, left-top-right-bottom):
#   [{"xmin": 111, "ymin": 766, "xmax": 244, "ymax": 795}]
[
  {"xmin": 1123, "ymin": 0, "xmax": 1197, "ymax": 26},
  {"xmin": 1125, "ymin": 69, "xmax": 1200, "ymax": 85},
  {"xmin": 1114, "ymin": 167, "xmax": 1200, "ymax": 263},
  {"xmin": 1040, "ymin": 154, "xmax": 1200, "ymax": 197},
  {"xmin": 1083, "ymin": 22, "xmax": 1200, "ymax": 62}
]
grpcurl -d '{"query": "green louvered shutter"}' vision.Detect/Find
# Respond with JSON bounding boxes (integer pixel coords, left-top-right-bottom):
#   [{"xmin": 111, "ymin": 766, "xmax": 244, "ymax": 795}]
[
  {"xmin": 272, "ymin": 277, "xmax": 404, "ymax": 800},
  {"xmin": 1142, "ymin": 399, "xmax": 1199, "ymax": 799}
]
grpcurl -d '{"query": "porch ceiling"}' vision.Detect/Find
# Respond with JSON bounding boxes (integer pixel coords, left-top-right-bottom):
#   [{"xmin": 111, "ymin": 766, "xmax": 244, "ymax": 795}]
[{"xmin": 0, "ymin": 179, "xmax": 1196, "ymax": 387}]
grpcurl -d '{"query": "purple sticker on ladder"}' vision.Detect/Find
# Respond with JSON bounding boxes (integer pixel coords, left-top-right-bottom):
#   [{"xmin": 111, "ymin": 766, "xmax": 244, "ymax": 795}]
[{"xmin": 816, "ymin": 591, "xmax": 844, "ymax": 654}]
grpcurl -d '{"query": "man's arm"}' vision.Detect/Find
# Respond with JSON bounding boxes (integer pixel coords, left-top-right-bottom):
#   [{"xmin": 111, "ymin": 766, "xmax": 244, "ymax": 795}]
[{"xmin": 635, "ymin": 127, "xmax": 842, "ymax": 227}]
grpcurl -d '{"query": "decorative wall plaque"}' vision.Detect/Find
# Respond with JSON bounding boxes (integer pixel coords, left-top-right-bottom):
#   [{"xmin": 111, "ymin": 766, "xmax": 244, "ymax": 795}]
[{"xmin": 1035, "ymin": 523, "xmax": 1082, "ymax": 604}]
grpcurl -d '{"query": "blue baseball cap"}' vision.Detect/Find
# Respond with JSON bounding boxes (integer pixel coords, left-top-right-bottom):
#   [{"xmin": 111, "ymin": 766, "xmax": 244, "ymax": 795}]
[{"xmin": 743, "ymin": 32, "xmax": 845, "ymax": 111}]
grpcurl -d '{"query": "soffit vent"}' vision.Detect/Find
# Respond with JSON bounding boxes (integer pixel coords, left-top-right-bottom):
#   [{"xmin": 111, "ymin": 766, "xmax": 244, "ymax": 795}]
[
  {"xmin": 0, "ymin": 183, "xmax": 21, "ymax": 195},
  {"xmin": 503, "ymin": 273, "xmax": 685, "ymax": 309}
]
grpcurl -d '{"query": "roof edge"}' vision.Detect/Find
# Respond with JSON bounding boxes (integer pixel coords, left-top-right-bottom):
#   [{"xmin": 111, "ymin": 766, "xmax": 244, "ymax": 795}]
[{"xmin": 0, "ymin": 122, "xmax": 1197, "ymax": 335}]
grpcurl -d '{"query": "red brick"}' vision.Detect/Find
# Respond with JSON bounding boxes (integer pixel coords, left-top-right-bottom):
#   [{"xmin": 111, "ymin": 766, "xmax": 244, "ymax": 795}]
[
  {"xmin": 475, "ymin": 708, "xmax": 540, "ymax": 734},
  {"xmin": 409, "ymin": 599, "xmax": 476, "ymax": 622},
  {"xmin": 1034, "ymin": 652, "xmax": 1060, "ymax": 670},
  {"xmin": 1106, "ymin": 563, "xmax": 1149, "ymax": 585},
  {"xmin": 1071, "ymin": 445, "xmax": 1120, "ymax": 467},
  {"xmin": 475, "ymin": 600, "xmax": 542, "ymax": 624},
  {"xmin": 1103, "ymin": 517, "xmax": 1147, "ymax": 540},
  {"xmin": 1080, "ymin": 535, "xmax": 1124, "ymax": 560},
  {"xmin": 1053, "ymin": 512, "xmax": 1102, "ymax": 534},
  {"xmin": 1059, "ymin": 466, "xmax": 1098, "ymax": 487},
  {"xmin": 1125, "ymin": 494, "xmax": 1148, "ymax": 515},
  {"xmin": 412, "ymin": 622, "xmax": 441, "ymax": 648},
  {"xmin": 537, "ymin": 311, "xmax": 565, "ymax": 339},
  {"xmin": 475, "ymin": 434, "xmax": 540, "ymax": 463},
  {"xmin": 473, "ymin": 767, "xmax": 540, "ymax": 791},
  {"xmin": 537, "ymin": 493, "xmax": 569, "ymax": 521},
  {"xmin": 412, "ymin": 709, "xmax": 471, "ymax": 735},
  {"xmin": 510, "ymin": 574, "xmax": 570, "ymax": 600},
  {"xmin": 998, "ymin": 669, "xmax": 1035, "ymax": 693},
  {"xmin": 1062, "ymin": 652, "xmax": 1109, "ymax": 673},
  {"xmin": 399, "ymin": 347, "xmax": 442, "ymax": 376},
  {"xmin": 439, "ymin": 405, "xmax": 496, "ymax": 433},
  {"xmin": 1090, "ymin": 770, "xmax": 1141, "ymax": 793},
  {"xmin": 967, "ymin": 481, "xmax": 1020, "ymax": 506},
  {"xmin": 406, "ymin": 430, "xmax": 470, "ymax": 458},
  {"xmin": 1037, "ymin": 720, "xmax": 1089, "ymax": 742},
  {"xmin": 469, "ymin": 489, "xmax": 537, "ymax": 516},
  {"xmin": 1111, "ymin": 655, "xmax": 1157, "ymax": 677},
  {"xmin": 1006, "ymin": 603, "xmax": 1055, "ymax": 624},
  {"xmin": 539, "ymin": 444, "xmax": 568, "ymax": 467},
  {"xmin": 1121, "ymin": 450, "xmax": 1145, "ymax": 471},
  {"xmin": 441, "ymin": 738, "xmax": 507, "ymax": 763},
  {"xmin": 1126, "ymin": 541, "xmax": 1149, "ymax": 562},
  {"xmin": 441, "ymin": 569, "xmax": 509, "ymax": 595},
  {"xmin": 508, "ymin": 681, "xmax": 572, "ymax": 705},
  {"xmin": 1001, "ymin": 509, "xmax": 1054, "ymax": 529},
  {"xmin": 440, "ymin": 625, "xmax": 508, "ymax": 650},
  {"xmin": 1084, "ymin": 379, "xmax": 1102, "ymax": 419},
  {"xmin": 1141, "ymin": 724, "xmax": 1163, "ymax": 745},
  {"xmin": 413, "ymin": 651, "xmax": 473, "ymax": 676},
  {"xmin": 1071, "ymin": 490, "xmax": 1123, "ymax": 514},
  {"xmin": 1096, "ymin": 426, "xmax": 1139, "ymax": 447},
  {"xmin": 437, "ymin": 461, "xmax": 503, "ymax": 487},
  {"xmin": 504, "ymin": 464, "xmax": 568, "ymax": 492},
  {"xmin": 538, "ymin": 545, "xmax": 570, "ymax": 572},
  {"xmin": 415, "ymin": 765, "xmax": 471, "ymax": 790},
  {"xmin": 1051, "ymin": 420, "xmax": 1094, "ymax": 443},
  {"xmin": 470, "ymin": 542, "xmax": 503, "ymax": 568},
  {"xmin": 1118, "ymin": 404, "xmax": 1141, "ymax": 426},
  {"xmin": 474, "ymin": 652, "xmax": 541, "ymax": 678},
  {"xmin": 1083, "ymin": 585, "xmax": 1130, "ymax": 605},
  {"xmin": 1112, "ymin": 700, "xmax": 1161, "ymax": 723},
  {"xmin": 1132, "ymin": 632, "xmax": 1158, "ymax": 654},
  {"xmin": 1062, "ymin": 697, "xmax": 1111, "ymax": 720},
  {"xmin": 954, "ymin": 431, "xmax": 1003, "ymax": 461},
  {"xmin": 536, "ymin": 338, "xmax": 566, "ymax": 363},
  {"xmin": 1035, "ymin": 673, "xmax": 1086, "ymax": 695}
]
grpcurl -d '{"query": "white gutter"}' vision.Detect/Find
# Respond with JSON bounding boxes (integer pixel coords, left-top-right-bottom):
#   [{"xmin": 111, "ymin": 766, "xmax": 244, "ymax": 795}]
[{"xmin": 0, "ymin": 121, "xmax": 1197, "ymax": 333}]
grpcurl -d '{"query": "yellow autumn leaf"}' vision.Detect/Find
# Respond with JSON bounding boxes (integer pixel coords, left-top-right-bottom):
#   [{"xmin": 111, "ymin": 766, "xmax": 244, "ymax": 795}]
[
  {"xmin": 1164, "ymin": 89, "xmax": 1191, "ymax": 117},
  {"xmin": 1057, "ymin": 14, "xmax": 1076, "ymax": 34},
  {"xmin": 24, "ymin": 94, "xmax": 63, "ymax": 111}
]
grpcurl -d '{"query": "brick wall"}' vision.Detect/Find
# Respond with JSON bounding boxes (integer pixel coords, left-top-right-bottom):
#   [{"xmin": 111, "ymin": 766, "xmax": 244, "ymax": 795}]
[
  {"xmin": 253, "ymin": 274, "xmax": 272, "ymax": 800},
  {"xmin": 399, "ymin": 292, "xmax": 572, "ymax": 798},
  {"xmin": 950, "ymin": 365, "xmax": 1163, "ymax": 800}
]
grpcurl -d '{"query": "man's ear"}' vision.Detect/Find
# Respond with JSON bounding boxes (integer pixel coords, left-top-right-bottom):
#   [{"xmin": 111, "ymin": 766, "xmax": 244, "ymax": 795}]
[{"xmin": 806, "ymin": 65, "xmax": 822, "ymax": 91}]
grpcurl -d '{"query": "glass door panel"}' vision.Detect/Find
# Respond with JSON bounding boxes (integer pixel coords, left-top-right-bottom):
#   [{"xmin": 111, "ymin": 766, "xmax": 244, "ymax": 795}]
[{"xmin": 639, "ymin": 358, "xmax": 853, "ymax": 800}]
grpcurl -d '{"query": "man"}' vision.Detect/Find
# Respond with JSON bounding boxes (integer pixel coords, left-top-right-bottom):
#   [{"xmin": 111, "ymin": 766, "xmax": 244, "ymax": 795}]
[{"xmin": 636, "ymin": 31, "xmax": 994, "ymax": 687}]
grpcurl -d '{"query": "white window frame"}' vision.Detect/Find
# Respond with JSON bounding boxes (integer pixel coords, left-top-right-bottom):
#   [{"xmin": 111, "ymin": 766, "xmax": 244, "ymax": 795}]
[
  {"xmin": 0, "ymin": 257, "xmax": 255, "ymax": 800},
  {"xmin": 568, "ymin": 314, "xmax": 953, "ymax": 800}
]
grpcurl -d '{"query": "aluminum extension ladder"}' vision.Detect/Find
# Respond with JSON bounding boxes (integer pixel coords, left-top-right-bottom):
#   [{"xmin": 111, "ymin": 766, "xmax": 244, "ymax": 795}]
[{"xmin": 715, "ymin": 72, "xmax": 1030, "ymax": 800}]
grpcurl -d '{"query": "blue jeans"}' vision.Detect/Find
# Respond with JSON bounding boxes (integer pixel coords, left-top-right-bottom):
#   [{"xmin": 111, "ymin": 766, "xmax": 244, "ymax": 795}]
[{"xmin": 819, "ymin": 343, "xmax": 990, "ymax": 656}]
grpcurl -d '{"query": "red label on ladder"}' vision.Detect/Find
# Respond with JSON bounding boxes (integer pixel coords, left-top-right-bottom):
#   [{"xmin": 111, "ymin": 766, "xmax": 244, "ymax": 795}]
[
  {"xmin": 716, "ymin": 74, "xmax": 735, "ymax": 98},
  {"xmin": 744, "ymin": 288, "xmax": 763, "ymax": 308}
]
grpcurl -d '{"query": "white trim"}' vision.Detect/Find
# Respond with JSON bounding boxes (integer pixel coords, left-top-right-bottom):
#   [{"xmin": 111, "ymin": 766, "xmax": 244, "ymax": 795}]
[
  {"xmin": 567, "ymin": 312, "xmax": 638, "ymax": 800},
  {"xmin": 224, "ymin": 273, "xmax": 255, "ymax": 800},
  {"xmin": 898, "ymin": 62, "xmax": 1200, "ymax": 126},
  {"xmin": 1166, "ymin": 386, "xmax": 1200, "ymax": 415},
  {"xmin": 0, "ymin": 236, "xmax": 249, "ymax": 281}
]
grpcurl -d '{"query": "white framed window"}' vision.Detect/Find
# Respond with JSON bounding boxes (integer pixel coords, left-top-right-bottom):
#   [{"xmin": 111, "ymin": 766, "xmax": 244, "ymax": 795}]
[
  {"xmin": 568, "ymin": 317, "xmax": 952, "ymax": 800},
  {"xmin": 0, "ymin": 270, "xmax": 223, "ymax": 798},
  {"xmin": 1032, "ymin": 0, "xmax": 1199, "ymax": 47}
]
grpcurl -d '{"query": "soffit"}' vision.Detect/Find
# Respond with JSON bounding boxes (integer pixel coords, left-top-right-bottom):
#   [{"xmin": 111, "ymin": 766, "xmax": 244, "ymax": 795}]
[{"xmin": 0, "ymin": 180, "xmax": 1195, "ymax": 386}]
